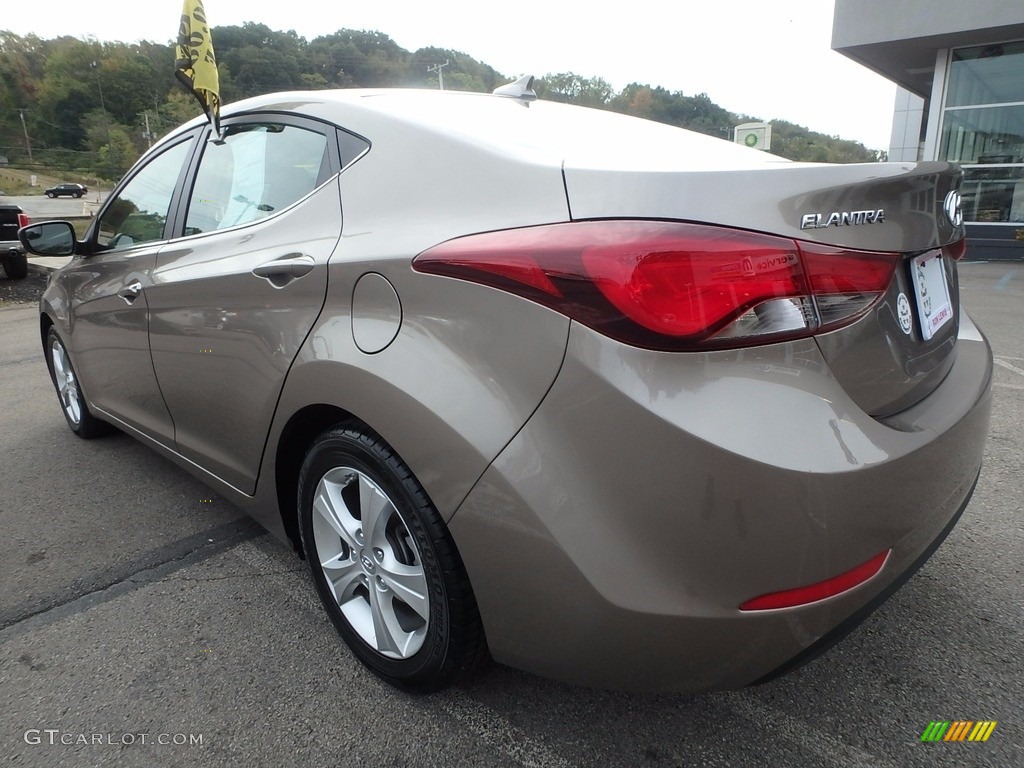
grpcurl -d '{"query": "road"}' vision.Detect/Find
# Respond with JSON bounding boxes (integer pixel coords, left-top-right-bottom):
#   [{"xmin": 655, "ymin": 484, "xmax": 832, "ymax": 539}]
[
  {"xmin": 1, "ymin": 193, "xmax": 109, "ymax": 220},
  {"xmin": 0, "ymin": 263, "xmax": 1021, "ymax": 767}
]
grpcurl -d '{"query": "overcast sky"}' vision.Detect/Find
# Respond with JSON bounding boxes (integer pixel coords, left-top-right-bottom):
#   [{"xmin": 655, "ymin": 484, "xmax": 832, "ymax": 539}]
[{"xmin": 4, "ymin": 0, "xmax": 897, "ymax": 149}]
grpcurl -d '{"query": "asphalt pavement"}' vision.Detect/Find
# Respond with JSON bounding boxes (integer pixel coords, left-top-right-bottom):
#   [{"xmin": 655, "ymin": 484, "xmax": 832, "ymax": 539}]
[
  {"xmin": 2, "ymin": 193, "xmax": 108, "ymax": 220},
  {"xmin": 0, "ymin": 263, "xmax": 1021, "ymax": 767}
]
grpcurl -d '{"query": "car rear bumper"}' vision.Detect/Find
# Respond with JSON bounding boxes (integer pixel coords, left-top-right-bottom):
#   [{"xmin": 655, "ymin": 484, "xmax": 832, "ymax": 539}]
[{"xmin": 449, "ymin": 312, "xmax": 993, "ymax": 692}]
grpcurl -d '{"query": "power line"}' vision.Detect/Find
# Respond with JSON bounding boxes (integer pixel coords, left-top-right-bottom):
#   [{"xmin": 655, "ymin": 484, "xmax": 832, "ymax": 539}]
[{"xmin": 426, "ymin": 60, "xmax": 449, "ymax": 90}]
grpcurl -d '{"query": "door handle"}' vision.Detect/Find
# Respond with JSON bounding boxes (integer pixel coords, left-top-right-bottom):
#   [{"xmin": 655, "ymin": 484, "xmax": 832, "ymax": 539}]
[
  {"xmin": 118, "ymin": 280, "xmax": 143, "ymax": 304},
  {"xmin": 252, "ymin": 254, "xmax": 315, "ymax": 287}
]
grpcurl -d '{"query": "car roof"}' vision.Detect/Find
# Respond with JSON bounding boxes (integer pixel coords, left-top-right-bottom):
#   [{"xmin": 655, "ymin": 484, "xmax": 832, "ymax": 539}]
[{"xmin": 165, "ymin": 88, "xmax": 787, "ymax": 174}]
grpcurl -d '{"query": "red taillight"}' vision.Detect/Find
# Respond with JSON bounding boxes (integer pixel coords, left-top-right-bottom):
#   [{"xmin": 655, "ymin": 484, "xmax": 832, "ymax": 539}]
[
  {"xmin": 580, "ymin": 227, "xmax": 806, "ymax": 338},
  {"xmin": 17, "ymin": 213, "xmax": 30, "ymax": 229},
  {"xmin": 412, "ymin": 221, "xmax": 898, "ymax": 351},
  {"xmin": 738, "ymin": 550, "xmax": 890, "ymax": 611}
]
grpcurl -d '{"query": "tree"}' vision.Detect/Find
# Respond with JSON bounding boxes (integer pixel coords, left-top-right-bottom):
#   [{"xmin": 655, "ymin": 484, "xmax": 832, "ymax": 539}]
[
  {"xmin": 408, "ymin": 47, "xmax": 503, "ymax": 92},
  {"xmin": 305, "ymin": 30, "xmax": 407, "ymax": 88},
  {"xmin": 93, "ymin": 48, "xmax": 160, "ymax": 125},
  {"xmin": 152, "ymin": 89, "xmax": 204, "ymax": 139},
  {"xmin": 214, "ymin": 24, "xmax": 307, "ymax": 100},
  {"xmin": 535, "ymin": 73, "xmax": 614, "ymax": 108},
  {"xmin": 33, "ymin": 37, "xmax": 100, "ymax": 150},
  {"xmin": 94, "ymin": 124, "xmax": 137, "ymax": 177},
  {"xmin": 0, "ymin": 28, "xmax": 884, "ymax": 170},
  {"xmin": 766, "ymin": 120, "xmax": 878, "ymax": 163}
]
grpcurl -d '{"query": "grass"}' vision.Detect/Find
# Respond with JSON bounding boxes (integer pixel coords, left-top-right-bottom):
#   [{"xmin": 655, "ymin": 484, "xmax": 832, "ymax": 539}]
[
  {"xmin": 0, "ymin": 168, "xmax": 61, "ymax": 195},
  {"xmin": 0, "ymin": 167, "xmax": 113, "ymax": 196},
  {"xmin": 71, "ymin": 219, "xmax": 92, "ymax": 238}
]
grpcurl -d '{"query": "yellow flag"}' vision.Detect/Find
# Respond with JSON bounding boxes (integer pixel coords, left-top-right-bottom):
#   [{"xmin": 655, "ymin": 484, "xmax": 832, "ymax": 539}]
[{"xmin": 175, "ymin": 0, "xmax": 221, "ymax": 136}]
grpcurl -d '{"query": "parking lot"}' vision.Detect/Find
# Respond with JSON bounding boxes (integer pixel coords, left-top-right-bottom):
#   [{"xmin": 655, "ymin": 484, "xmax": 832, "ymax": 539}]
[
  {"xmin": 1, "ymin": 193, "xmax": 107, "ymax": 221},
  {"xmin": 0, "ymin": 261, "xmax": 1021, "ymax": 767}
]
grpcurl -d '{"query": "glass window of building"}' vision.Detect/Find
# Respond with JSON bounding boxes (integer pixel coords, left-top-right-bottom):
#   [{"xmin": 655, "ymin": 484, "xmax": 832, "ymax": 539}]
[{"xmin": 940, "ymin": 41, "xmax": 1024, "ymax": 225}]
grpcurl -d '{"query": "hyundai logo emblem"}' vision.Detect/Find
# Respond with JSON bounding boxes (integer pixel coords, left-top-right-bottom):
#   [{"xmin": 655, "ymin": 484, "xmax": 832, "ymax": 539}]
[{"xmin": 944, "ymin": 190, "xmax": 963, "ymax": 227}]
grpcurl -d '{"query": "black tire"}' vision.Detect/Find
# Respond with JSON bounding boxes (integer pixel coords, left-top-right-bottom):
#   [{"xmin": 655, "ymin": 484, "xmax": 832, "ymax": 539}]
[
  {"xmin": 73, "ymin": 192, "xmax": 82, "ymax": 198},
  {"xmin": 44, "ymin": 327, "xmax": 109, "ymax": 438},
  {"xmin": 46, "ymin": 192, "xmax": 55, "ymax": 198},
  {"xmin": 2, "ymin": 252, "xmax": 27, "ymax": 279},
  {"xmin": 298, "ymin": 426, "xmax": 487, "ymax": 693}
]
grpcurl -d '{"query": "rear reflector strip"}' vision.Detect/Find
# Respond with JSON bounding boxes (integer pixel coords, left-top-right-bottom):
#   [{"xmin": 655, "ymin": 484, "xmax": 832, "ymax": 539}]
[{"xmin": 739, "ymin": 550, "xmax": 890, "ymax": 611}]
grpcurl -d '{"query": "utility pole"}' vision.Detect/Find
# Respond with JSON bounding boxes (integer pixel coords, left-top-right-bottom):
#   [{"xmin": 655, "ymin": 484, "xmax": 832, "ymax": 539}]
[
  {"xmin": 427, "ymin": 60, "xmax": 449, "ymax": 90},
  {"xmin": 91, "ymin": 60, "xmax": 110, "ymax": 141},
  {"xmin": 142, "ymin": 111, "xmax": 154, "ymax": 148},
  {"xmin": 17, "ymin": 109, "xmax": 33, "ymax": 164}
]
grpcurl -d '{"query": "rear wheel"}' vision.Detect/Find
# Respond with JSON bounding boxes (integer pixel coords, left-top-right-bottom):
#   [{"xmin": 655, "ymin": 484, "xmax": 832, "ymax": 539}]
[
  {"xmin": 2, "ymin": 252, "xmax": 27, "ymax": 279},
  {"xmin": 298, "ymin": 426, "xmax": 486, "ymax": 692},
  {"xmin": 45, "ymin": 328, "xmax": 108, "ymax": 438}
]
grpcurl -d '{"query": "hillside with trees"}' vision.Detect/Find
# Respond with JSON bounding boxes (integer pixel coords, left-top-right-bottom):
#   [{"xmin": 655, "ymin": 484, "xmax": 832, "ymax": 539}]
[{"xmin": 0, "ymin": 25, "xmax": 884, "ymax": 182}]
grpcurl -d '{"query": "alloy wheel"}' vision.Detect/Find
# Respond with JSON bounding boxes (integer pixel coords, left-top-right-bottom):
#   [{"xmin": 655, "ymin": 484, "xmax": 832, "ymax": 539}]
[
  {"xmin": 50, "ymin": 337, "xmax": 82, "ymax": 426},
  {"xmin": 311, "ymin": 466, "xmax": 429, "ymax": 659}
]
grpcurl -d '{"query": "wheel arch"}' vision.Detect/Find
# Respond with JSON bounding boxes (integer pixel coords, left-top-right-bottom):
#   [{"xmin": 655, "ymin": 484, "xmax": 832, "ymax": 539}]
[
  {"xmin": 268, "ymin": 384, "xmax": 494, "ymax": 564},
  {"xmin": 274, "ymin": 402, "xmax": 361, "ymax": 556},
  {"xmin": 40, "ymin": 312, "xmax": 54, "ymax": 350}
]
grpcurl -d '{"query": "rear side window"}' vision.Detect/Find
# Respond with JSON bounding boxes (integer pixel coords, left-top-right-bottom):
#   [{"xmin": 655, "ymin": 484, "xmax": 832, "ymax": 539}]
[{"xmin": 185, "ymin": 124, "xmax": 329, "ymax": 236}]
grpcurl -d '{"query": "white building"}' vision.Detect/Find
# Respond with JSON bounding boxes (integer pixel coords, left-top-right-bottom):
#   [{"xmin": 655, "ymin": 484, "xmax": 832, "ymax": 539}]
[{"xmin": 833, "ymin": 1, "xmax": 1024, "ymax": 259}]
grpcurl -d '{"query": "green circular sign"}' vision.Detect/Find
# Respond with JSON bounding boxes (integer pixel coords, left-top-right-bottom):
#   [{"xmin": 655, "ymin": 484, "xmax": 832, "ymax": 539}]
[{"xmin": 744, "ymin": 133, "xmax": 759, "ymax": 147}]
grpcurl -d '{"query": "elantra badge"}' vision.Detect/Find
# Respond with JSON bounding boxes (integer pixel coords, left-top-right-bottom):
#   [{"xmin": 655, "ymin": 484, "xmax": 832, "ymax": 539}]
[{"xmin": 800, "ymin": 209, "xmax": 885, "ymax": 230}]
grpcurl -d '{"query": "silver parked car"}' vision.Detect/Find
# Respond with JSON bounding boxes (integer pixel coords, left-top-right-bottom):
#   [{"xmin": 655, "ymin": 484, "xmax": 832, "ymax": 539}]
[{"xmin": 20, "ymin": 81, "xmax": 992, "ymax": 693}]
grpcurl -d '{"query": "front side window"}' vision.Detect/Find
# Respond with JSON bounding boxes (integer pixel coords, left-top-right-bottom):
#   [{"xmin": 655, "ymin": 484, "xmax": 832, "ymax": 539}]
[
  {"xmin": 184, "ymin": 123, "xmax": 329, "ymax": 236},
  {"xmin": 940, "ymin": 41, "xmax": 1024, "ymax": 225},
  {"xmin": 97, "ymin": 140, "xmax": 192, "ymax": 250}
]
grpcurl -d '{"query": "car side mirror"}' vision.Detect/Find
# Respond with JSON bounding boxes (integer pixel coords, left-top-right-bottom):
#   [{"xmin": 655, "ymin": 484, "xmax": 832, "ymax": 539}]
[{"xmin": 19, "ymin": 221, "xmax": 76, "ymax": 256}]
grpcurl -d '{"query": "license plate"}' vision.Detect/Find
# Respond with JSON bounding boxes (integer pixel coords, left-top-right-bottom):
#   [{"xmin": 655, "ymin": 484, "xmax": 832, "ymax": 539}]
[{"xmin": 910, "ymin": 251, "xmax": 953, "ymax": 341}]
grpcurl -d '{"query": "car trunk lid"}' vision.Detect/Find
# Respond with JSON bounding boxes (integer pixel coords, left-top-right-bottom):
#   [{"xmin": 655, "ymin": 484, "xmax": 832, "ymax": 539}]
[{"xmin": 562, "ymin": 159, "xmax": 965, "ymax": 416}]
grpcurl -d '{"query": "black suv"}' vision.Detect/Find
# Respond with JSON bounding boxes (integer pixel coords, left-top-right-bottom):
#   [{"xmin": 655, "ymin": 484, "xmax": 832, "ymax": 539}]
[{"xmin": 44, "ymin": 183, "xmax": 88, "ymax": 199}]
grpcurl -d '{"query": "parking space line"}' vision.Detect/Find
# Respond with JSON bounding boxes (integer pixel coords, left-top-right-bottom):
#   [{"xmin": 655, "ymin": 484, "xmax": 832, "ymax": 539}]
[
  {"xmin": 994, "ymin": 271, "xmax": 1018, "ymax": 291},
  {"xmin": 994, "ymin": 358, "xmax": 1024, "ymax": 378}
]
